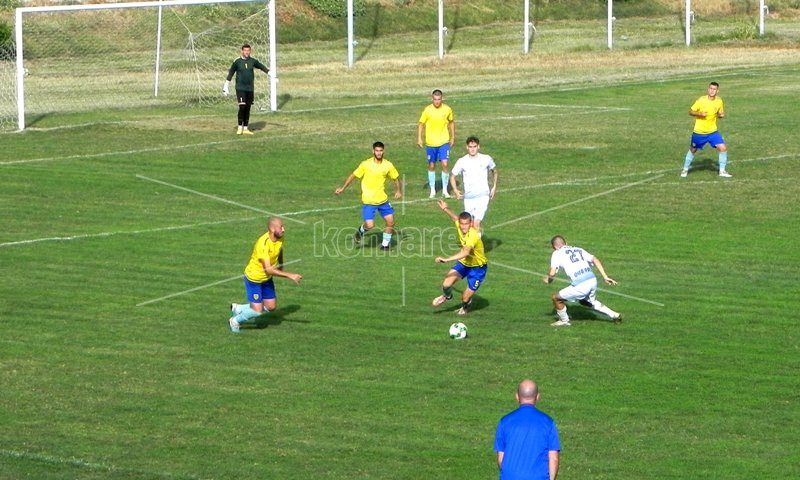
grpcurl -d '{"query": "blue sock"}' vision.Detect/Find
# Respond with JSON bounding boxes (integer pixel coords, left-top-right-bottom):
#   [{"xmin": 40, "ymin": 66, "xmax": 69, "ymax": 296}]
[
  {"xmin": 683, "ymin": 151, "xmax": 694, "ymax": 171},
  {"xmin": 234, "ymin": 306, "xmax": 263, "ymax": 324},
  {"xmin": 428, "ymin": 171, "xmax": 436, "ymax": 190},
  {"xmin": 382, "ymin": 232, "xmax": 392, "ymax": 247},
  {"xmin": 719, "ymin": 152, "xmax": 728, "ymax": 171},
  {"xmin": 441, "ymin": 172, "xmax": 449, "ymax": 193}
]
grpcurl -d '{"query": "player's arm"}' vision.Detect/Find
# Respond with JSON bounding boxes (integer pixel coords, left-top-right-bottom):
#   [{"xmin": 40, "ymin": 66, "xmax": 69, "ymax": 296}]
[
  {"xmin": 335, "ymin": 174, "xmax": 357, "ymax": 195},
  {"xmin": 549, "ymin": 450, "xmax": 560, "ymax": 480},
  {"xmin": 716, "ymin": 107, "xmax": 725, "ymax": 118},
  {"xmin": 223, "ymin": 63, "xmax": 236, "ymax": 95},
  {"xmin": 590, "ymin": 256, "xmax": 617, "ymax": 285},
  {"xmin": 255, "ymin": 60, "xmax": 270, "ymax": 75},
  {"xmin": 392, "ymin": 177, "xmax": 402, "ymax": 199},
  {"xmin": 689, "ymin": 108, "xmax": 706, "ymax": 118},
  {"xmin": 449, "ymin": 173, "xmax": 461, "ymax": 199},
  {"xmin": 448, "ymin": 119, "xmax": 455, "ymax": 146},
  {"xmin": 437, "ymin": 199, "xmax": 458, "ymax": 222},
  {"xmin": 496, "ymin": 451, "xmax": 504, "ymax": 468},
  {"xmin": 435, "ymin": 244, "xmax": 472, "ymax": 263},
  {"xmin": 417, "ymin": 122, "xmax": 425, "ymax": 148},
  {"xmin": 260, "ymin": 257, "xmax": 302, "ymax": 285},
  {"xmin": 543, "ymin": 266, "xmax": 559, "ymax": 284},
  {"xmin": 489, "ymin": 168, "xmax": 498, "ymax": 199}
]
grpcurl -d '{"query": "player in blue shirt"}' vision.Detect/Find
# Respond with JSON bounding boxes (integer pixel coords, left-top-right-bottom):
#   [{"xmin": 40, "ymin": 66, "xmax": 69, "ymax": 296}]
[{"xmin": 494, "ymin": 380, "xmax": 560, "ymax": 480}]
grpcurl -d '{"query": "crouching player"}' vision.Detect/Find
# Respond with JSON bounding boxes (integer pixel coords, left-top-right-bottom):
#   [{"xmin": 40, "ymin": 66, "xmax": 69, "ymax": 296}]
[{"xmin": 229, "ymin": 218, "xmax": 302, "ymax": 333}]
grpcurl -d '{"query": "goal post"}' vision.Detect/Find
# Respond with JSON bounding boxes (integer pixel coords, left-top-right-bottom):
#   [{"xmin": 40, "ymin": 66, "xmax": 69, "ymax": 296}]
[{"xmin": 12, "ymin": 0, "xmax": 276, "ymax": 131}]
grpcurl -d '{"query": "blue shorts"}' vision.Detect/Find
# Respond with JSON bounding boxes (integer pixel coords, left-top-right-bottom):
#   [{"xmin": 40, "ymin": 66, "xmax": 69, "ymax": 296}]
[
  {"xmin": 362, "ymin": 202, "xmax": 395, "ymax": 221},
  {"xmin": 244, "ymin": 277, "xmax": 276, "ymax": 303},
  {"xmin": 426, "ymin": 144, "xmax": 450, "ymax": 164},
  {"xmin": 452, "ymin": 262, "xmax": 488, "ymax": 292},
  {"xmin": 691, "ymin": 131, "xmax": 725, "ymax": 150}
]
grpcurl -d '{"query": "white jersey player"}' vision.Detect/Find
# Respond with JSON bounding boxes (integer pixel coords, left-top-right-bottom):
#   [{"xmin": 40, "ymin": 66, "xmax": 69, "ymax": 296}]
[
  {"xmin": 448, "ymin": 136, "xmax": 498, "ymax": 230},
  {"xmin": 543, "ymin": 235, "xmax": 622, "ymax": 327}
]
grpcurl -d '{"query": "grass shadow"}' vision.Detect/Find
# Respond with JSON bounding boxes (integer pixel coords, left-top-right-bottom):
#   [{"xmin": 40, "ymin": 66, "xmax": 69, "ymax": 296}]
[
  {"xmin": 277, "ymin": 93, "xmax": 292, "ymax": 110},
  {"xmin": 356, "ymin": 3, "xmax": 383, "ymax": 62},
  {"xmin": 446, "ymin": 5, "xmax": 461, "ymax": 52}
]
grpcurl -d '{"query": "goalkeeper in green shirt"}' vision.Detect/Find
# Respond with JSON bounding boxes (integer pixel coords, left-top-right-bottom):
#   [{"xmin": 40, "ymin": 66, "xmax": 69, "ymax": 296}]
[{"xmin": 223, "ymin": 44, "xmax": 269, "ymax": 135}]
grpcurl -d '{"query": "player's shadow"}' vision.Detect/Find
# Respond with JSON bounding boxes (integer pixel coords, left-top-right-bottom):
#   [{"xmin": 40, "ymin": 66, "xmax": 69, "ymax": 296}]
[
  {"xmin": 433, "ymin": 292, "xmax": 489, "ymax": 314},
  {"xmin": 251, "ymin": 304, "xmax": 305, "ymax": 329},
  {"xmin": 247, "ymin": 120, "xmax": 288, "ymax": 132},
  {"xmin": 278, "ymin": 93, "xmax": 291, "ymax": 110},
  {"xmin": 689, "ymin": 157, "xmax": 719, "ymax": 174},
  {"xmin": 482, "ymin": 235, "xmax": 502, "ymax": 253}
]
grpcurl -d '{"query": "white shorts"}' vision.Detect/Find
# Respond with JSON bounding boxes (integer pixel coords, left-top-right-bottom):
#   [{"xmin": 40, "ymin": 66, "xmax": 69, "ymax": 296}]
[
  {"xmin": 463, "ymin": 195, "xmax": 490, "ymax": 221},
  {"xmin": 558, "ymin": 278, "xmax": 597, "ymax": 303}
]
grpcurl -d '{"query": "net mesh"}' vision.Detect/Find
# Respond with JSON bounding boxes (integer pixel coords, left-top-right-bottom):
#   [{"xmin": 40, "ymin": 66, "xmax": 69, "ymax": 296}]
[{"xmin": 3, "ymin": 2, "xmax": 269, "ymax": 130}]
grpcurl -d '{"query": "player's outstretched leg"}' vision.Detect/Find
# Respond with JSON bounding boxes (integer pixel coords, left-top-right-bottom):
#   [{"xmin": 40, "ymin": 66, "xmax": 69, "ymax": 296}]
[{"xmin": 582, "ymin": 297, "xmax": 622, "ymax": 323}]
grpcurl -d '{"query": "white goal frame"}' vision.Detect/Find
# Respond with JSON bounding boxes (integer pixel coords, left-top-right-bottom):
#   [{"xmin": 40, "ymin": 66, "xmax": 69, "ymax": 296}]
[{"xmin": 14, "ymin": 0, "xmax": 277, "ymax": 131}]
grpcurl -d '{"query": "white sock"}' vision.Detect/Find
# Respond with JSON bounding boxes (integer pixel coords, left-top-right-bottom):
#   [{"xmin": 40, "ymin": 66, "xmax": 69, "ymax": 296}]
[
  {"xmin": 556, "ymin": 307, "xmax": 569, "ymax": 321},
  {"xmin": 592, "ymin": 301, "xmax": 618, "ymax": 319}
]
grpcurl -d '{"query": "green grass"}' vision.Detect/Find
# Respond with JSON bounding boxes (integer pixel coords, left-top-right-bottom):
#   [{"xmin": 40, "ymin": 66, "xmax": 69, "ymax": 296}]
[{"xmin": 2, "ymin": 22, "xmax": 800, "ymax": 480}]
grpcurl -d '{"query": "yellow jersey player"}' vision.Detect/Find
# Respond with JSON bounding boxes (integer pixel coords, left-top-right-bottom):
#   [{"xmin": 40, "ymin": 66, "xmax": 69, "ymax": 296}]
[
  {"xmin": 432, "ymin": 199, "xmax": 488, "ymax": 315},
  {"xmin": 335, "ymin": 141, "xmax": 402, "ymax": 251},
  {"xmin": 229, "ymin": 218, "xmax": 302, "ymax": 333},
  {"xmin": 682, "ymin": 81, "xmax": 731, "ymax": 178},
  {"xmin": 417, "ymin": 89, "xmax": 455, "ymax": 198}
]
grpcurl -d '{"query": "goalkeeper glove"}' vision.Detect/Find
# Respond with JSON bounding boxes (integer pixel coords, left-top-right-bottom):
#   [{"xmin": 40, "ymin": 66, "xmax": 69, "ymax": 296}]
[{"xmin": 222, "ymin": 80, "xmax": 230, "ymax": 96}]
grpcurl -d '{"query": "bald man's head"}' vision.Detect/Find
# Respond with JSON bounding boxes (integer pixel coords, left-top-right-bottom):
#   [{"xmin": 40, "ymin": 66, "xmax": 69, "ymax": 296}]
[
  {"xmin": 515, "ymin": 379, "xmax": 540, "ymax": 405},
  {"xmin": 268, "ymin": 217, "xmax": 285, "ymax": 239}
]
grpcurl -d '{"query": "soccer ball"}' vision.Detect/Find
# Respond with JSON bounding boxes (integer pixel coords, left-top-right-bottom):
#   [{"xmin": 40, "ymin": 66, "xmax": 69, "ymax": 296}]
[{"xmin": 449, "ymin": 322, "xmax": 468, "ymax": 340}]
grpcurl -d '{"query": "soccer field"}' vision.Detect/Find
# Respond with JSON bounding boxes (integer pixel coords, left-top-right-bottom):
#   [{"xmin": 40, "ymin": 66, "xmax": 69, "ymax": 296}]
[{"xmin": 2, "ymin": 30, "xmax": 800, "ymax": 479}]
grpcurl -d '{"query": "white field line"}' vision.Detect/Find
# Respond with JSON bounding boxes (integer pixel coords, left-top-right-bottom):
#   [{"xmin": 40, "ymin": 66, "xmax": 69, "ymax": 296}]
[
  {"xmin": 0, "ymin": 448, "xmax": 203, "ymax": 480},
  {"xmin": 0, "ymin": 140, "xmax": 241, "ymax": 166},
  {"xmin": 136, "ymin": 174, "xmax": 305, "ymax": 225},
  {"xmin": 136, "ymin": 259, "xmax": 302, "ymax": 307},
  {"xmin": 491, "ymin": 174, "xmax": 665, "ymax": 229},
  {"xmin": 3, "ymin": 154, "xmax": 795, "ymax": 248},
  {"xmin": 0, "ymin": 216, "xmax": 258, "ymax": 248},
  {"xmin": 495, "ymin": 102, "xmax": 630, "ymax": 111},
  {"xmin": 492, "ymin": 261, "xmax": 665, "ymax": 307},
  {"xmin": 4, "ymin": 64, "xmax": 793, "ymax": 138},
  {"xmin": 402, "ymin": 266, "xmax": 406, "ymax": 307},
  {"xmin": 1, "ymin": 110, "xmax": 625, "ymax": 167}
]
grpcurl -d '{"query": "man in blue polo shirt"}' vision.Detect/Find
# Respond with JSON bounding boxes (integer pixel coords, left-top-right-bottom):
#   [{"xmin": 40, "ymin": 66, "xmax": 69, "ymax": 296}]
[{"xmin": 494, "ymin": 379, "xmax": 560, "ymax": 480}]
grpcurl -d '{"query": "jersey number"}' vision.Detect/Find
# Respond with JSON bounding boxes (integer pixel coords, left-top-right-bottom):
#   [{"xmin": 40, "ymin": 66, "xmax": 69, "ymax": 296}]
[{"xmin": 567, "ymin": 249, "xmax": 585, "ymax": 263}]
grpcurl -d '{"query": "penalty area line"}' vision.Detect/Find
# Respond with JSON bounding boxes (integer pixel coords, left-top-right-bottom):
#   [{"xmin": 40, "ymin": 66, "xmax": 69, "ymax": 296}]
[
  {"xmin": 492, "ymin": 261, "xmax": 665, "ymax": 307},
  {"xmin": 136, "ymin": 259, "xmax": 302, "ymax": 307},
  {"xmin": 491, "ymin": 174, "xmax": 664, "ymax": 229},
  {"xmin": 136, "ymin": 174, "xmax": 305, "ymax": 225}
]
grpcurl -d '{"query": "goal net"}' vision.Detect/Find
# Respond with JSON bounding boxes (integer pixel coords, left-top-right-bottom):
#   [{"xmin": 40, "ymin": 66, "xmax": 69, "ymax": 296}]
[{"xmin": 5, "ymin": 0, "xmax": 272, "ymax": 131}]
